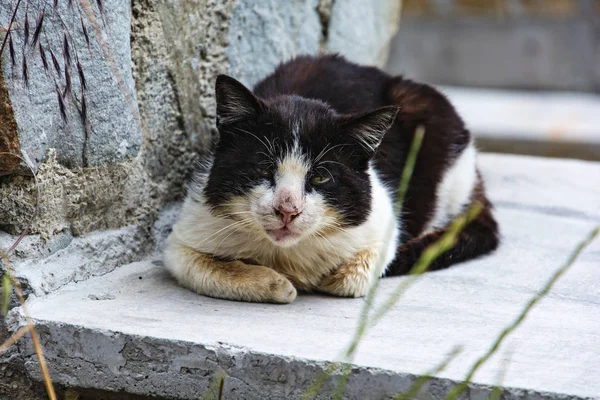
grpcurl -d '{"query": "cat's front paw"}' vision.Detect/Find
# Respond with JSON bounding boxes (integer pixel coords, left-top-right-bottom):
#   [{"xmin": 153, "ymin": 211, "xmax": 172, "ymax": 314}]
[
  {"xmin": 243, "ymin": 263, "xmax": 297, "ymax": 304},
  {"xmin": 318, "ymin": 249, "xmax": 376, "ymax": 298},
  {"xmin": 267, "ymin": 273, "xmax": 297, "ymax": 303}
]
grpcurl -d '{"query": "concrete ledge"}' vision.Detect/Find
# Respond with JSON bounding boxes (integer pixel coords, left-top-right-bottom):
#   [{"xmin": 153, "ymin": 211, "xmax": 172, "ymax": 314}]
[{"xmin": 11, "ymin": 154, "xmax": 600, "ymax": 399}]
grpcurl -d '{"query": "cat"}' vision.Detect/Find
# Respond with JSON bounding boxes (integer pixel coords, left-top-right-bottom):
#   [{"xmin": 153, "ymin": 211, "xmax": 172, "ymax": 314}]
[{"xmin": 163, "ymin": 54, "xmax": 499, "ymax": 303}]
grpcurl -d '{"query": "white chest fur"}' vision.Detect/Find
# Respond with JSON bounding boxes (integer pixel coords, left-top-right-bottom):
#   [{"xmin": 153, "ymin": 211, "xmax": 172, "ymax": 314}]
[{"xmin": 166, "ymin": 165, "xmax": 400, "ymax": 290}]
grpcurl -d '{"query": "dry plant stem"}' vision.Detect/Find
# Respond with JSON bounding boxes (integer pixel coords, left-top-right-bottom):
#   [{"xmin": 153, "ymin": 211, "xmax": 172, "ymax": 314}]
[
  {"xmin": 0, "ymin": 325, "xmax": 30, "ymax": 353},
  {"xmin": 0, "ymin": 0, "xmax": 22, "ymax": 58},
  {"xmin": 392, "ymin": 346, "xmax": 462, "ymax": 400},
  {"xmin": 446, "ymin": 226, "xmax": 600, "ymax": 400},
  {"xmin": 0, "ymin": 152, "xmax": 56, "ymax": 400},
  {"xmin": 0, "ymin": 153, "xmax": 40, "ymax": 253},
  {"xmin": 1, "ymin": 253, "xmax": 57, "ymax": 400}
]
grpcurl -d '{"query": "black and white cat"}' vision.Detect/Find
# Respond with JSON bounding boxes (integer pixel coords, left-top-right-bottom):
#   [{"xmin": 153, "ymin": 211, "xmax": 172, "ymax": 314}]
[{"xmin": 163, "ymin": 55, "xmax": 499, "ymax": 303}]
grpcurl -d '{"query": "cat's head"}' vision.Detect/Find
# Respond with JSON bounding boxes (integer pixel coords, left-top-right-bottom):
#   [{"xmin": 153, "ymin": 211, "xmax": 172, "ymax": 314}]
[{"xmin": 202, "ymin": 75, "xmax": 397, "ymax": 247}]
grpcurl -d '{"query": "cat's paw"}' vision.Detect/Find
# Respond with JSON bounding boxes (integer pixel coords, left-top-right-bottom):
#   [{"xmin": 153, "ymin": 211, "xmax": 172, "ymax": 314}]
[
  {"xmin": 267, "ymin": 273, "xmax": 297, "ymax": 304},
  {"xmin": 319, "ymin": 270, "xmax": 370, "ymax": 298},
  {"xmin": 318, "ymin": 250, "xmax": 376, "ymax": 298},
  {"xmin": 243, "ymin": 264, "xmax": 297, "ymax": 303}
]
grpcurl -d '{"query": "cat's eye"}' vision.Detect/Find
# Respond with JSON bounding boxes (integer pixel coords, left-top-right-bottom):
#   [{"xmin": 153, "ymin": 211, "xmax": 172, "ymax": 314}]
[
  {"xmin": 256, "ymin": 167, "xmax": 271, "ymax": 178},
  {"xmin": 310, "ymin": 176, "xmax": 330, "ymax": 185}
]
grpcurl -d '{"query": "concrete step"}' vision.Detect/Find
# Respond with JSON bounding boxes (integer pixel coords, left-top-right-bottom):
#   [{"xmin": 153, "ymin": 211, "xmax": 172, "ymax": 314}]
[
  {"xmin": 11, "ymin": 154, "xmax": 600, "ymax": 399},
  {"xmin": 440, "ymin": 87, "xmax": 600, "ymax": 161}
]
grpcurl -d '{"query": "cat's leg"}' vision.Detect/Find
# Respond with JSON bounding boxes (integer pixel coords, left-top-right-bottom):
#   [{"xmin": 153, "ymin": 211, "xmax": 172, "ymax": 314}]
[
  {"xmin": 163, "ymin": 239, "xmax": 297, "ymax": 303},
  {"xmin": 318, "ymin": 249, "xmax": 378, "ymax": 298},
  {"xmin": 385, "ymin": 182, "xmax": 499, "ymax": 276}
]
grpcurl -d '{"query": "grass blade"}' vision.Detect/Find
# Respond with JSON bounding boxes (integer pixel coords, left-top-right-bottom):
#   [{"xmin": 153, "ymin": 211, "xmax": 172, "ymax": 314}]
[
  {"xmin": 63, "ymin": 68, "xmax": 71, "ymax": 98},
  {"xmin": 393, "ymin": 346, "xmax": 462, "ymax": 400},
  {"xmin": 0, "ymin": 0, "xmax": 22, "ymax": 60},
  {"xmin": 22, "ymin": 53, "xmax": 29, "ymax": 86},
  {"xmin": 80, "ymin": 14, "xmax": 91, "ymax": 54},
  {"xmin": 63, "ymin": 32, "xmax": 71, "ymax": 69},
  {"xmin": 55, "ymin": 84, "xmax": 67, "ymax": 122},
  {"xmin": 77, "ymin": 61, "xmax": 86, "ymax": 90}
]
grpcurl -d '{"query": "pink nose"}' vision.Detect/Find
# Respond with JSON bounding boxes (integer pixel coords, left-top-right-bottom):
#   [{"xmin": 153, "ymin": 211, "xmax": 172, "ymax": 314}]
[{"xmin": 275, "ymin": 205, "xmax": 301, "ymax": 225}]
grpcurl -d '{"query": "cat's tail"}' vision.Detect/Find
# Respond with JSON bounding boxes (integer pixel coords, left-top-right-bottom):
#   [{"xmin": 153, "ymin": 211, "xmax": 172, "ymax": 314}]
[{"xmin": 384, "ymin": 175, "xmax": 500, "ymax": 276}]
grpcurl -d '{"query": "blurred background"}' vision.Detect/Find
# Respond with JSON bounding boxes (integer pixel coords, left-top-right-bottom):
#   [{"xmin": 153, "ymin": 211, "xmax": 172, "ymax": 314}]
[{"xmin": 386, "ymin": 0, "xmax": 600, "ymax": 160}]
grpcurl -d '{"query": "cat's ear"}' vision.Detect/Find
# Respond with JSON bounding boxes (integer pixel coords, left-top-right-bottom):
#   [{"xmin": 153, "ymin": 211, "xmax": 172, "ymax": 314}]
[
  {"xmin": 215, "ymin": 75, "xmax": 264, "ymax": 125},
  {"xmin": 340, "ymin": 106, "xmax": 398, "ymax": 154}
]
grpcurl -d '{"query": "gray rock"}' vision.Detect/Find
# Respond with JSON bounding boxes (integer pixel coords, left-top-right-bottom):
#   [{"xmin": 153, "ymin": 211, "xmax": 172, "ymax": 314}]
[
  {"xmin": 0, "ymin": 0, "xmax": 142, "ymax": 169},
  {"xmin": 327, "ymin": 0, "xmax": 401, "ymax": 67},
  {"xmin": 227, "ymin": 0, "xmax": 321, "ymax": 88}
]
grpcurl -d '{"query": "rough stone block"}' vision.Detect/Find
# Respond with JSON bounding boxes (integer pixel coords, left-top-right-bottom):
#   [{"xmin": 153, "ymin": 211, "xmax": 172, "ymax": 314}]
[
  {"xmin": 326, "ymin": 0, "xmax": 401, "ymax": 67},
  {"xmin": 0, "ymin": 0, "xmax": 142, "ymax": 169}
]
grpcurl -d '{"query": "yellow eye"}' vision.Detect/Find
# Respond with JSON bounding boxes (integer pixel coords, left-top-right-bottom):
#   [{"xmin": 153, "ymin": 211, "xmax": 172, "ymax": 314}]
[{"xmin": 311, "ymin": 176, "xmax": 330, "ymax": 185}]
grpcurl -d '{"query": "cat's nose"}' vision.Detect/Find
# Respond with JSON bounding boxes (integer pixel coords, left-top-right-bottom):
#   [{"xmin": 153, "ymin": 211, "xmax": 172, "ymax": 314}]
[{"xmin": 274, "ymin": 205, "xmax": 301, "ymax": 225}]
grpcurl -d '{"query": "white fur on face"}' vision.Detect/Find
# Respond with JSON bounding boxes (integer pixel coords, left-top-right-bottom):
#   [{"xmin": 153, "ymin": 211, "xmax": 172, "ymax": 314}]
[{"xmin": 248, "ymin": 150, "xmax": 326, "ymax": 247}]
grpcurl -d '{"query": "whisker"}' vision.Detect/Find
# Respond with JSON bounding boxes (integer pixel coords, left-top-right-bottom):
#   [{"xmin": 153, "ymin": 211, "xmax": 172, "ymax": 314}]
[
  {"xmin": 233, "ymin": 127, "xmax": 276, "ymax": 157},
  {"xmin": 318, "ymin": 160, "xmax": 346, "ymax": 169},
  {"xmin": 197, "ymin": 218, "xmax": 254, "ymax": 245},
  {"xmin": 213, "ymin": 219, "xmax": 256, "ymax": 254},
  {"xmin": 315, "ymin": 231, "xmax": 343, "ymax": 266},
  {"xmin": 316, "ymin": 166, "xmax": 335, "ymax": 182},
  {"xmin": 313, "ymin": 144, "xmax": 348, "ymax": 164}
]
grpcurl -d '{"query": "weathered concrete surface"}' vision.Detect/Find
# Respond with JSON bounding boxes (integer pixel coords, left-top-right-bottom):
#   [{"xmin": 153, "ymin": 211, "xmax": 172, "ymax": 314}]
[
  {"xmin": 11, "ymin": 154, "xmax": 600, "ymax": 399},
  {"xmin": 0, "ymin": 149, "xmax": 155, "ymax": 238},
  {"xmin": 439, "ymin": 87, "xmax": 600, "ymax": 161}
]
